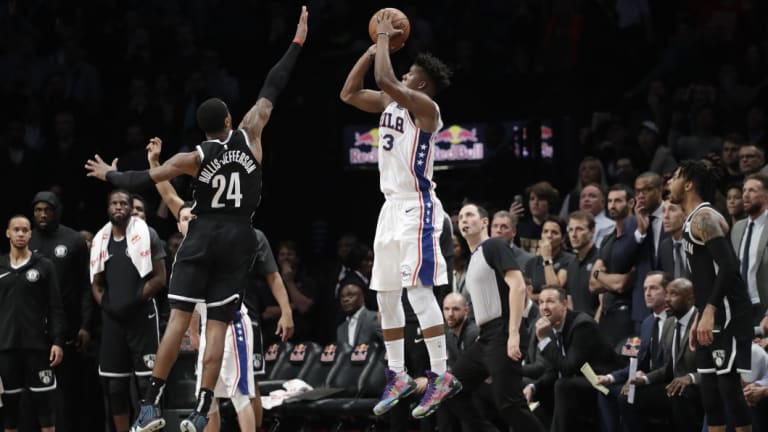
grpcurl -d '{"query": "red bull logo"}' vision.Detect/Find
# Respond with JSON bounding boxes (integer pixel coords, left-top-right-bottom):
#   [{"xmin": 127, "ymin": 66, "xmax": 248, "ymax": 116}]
[
  {"xmin": 435, "ymin": 125, "xmax": 478, "ymax": 146},
  {"xmin": 321, "ymin": 344, "xmax": 337, "ymax": 363},
  {"xmin": 620, "ymin": 336, "xmax": 642, "ymax": 357},
  {"xmin": 351, "ymin": 343, "xmax": 369, "ymax": 362},
  {"xmin": 352, "ymin": 128, "xmax": 379, "ymax": 148},
  {"xmin": 265, "ymin": 343, "xmax": 279, "ymax": 361},
  {"xmin": 290, "ymin": 343, "xmax": 308, "ymax": 362},
  {"xmin": 541, "ymin": 125, "xmax": 553, "ymax": 140},
  {"xmin": 130, "ymin": 234, "xmax": 141, "ymax": 244}
]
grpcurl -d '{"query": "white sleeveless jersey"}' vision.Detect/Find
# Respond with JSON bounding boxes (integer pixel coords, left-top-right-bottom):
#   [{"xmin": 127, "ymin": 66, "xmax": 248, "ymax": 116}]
[{"xmin": 377, "ymin": 101, "xmax": 443, "ymax": 196}]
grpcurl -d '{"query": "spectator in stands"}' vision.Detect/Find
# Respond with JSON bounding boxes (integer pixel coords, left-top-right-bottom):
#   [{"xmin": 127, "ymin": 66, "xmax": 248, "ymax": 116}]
[
  {"xmin": 516, "ymin": 181, "xmax": 559, "ymax": 255},
  {"xmin": 490, "ymin": 210, "xmax": 535, "ymax": 271},
  {"xmin": 725, "ymin": 183, "xmax": 747, "ymax": 227},
  {"xmin": 591, "ymin": 184, "xmax": 638, "ymax": 348},
  {"xmin": 524, "ymin": 216, "xmax": 573, "ymax": 302},
  {"xmin": 559, "ymin": 156, "xmax": 609, "ymax": 219},
  {"xmin": 739, "ymin": 144, "xmax": 765, "ymax": 176},
  {"xmin": 565, "ymin": 211, "xmax": 600, "ymax": 317},
  {"xmin": 659, "ymin": 199, "xmax": 689, "ymax": 279},
  {"xmin": 577, "ymin": 183, "xmax": 613, "ymax": 248},
  {"xmin": 720, "ymin": 134, "xmax": 745, "ymax": 191}
]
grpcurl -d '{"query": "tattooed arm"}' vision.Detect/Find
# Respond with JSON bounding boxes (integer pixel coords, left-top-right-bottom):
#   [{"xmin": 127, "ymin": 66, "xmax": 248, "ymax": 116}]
[{"xmin": 690, "ymin": 208, "xmax": 740, "ymax": 345}]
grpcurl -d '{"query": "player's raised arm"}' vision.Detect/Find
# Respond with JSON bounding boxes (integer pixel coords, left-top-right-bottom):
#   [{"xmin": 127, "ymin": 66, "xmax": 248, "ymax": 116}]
[
  {"xmin": 85, "ymin": 149, "xmax": 200, "ymax": 191},
  {"xmin": 239, "ymin": 5, "xmax": 308, "ymax": 164},
  {"xmin": 340, "ymin": 44, "xmax": 391, "ymax": 114},
  {"xmin": 147, "ymin": 137, "xmax": 185, "ymax": 220}
]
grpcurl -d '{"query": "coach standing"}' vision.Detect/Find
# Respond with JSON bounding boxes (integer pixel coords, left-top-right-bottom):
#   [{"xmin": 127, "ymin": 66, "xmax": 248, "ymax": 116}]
[{"xmin": 0, "ymin": 215, "xmax": 66, "ymax": 432}]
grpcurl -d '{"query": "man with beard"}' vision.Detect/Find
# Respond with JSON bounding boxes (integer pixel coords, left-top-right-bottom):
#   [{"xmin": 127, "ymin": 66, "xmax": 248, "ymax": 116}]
[
  {"xmin": 730, "ymin": 173, "xmax": 768, "ymax": 335},
  {"xmin": 90, "ymin": 190, "xmax": 166, "ymax": 432},
  {"xmin": 590, "ymin": 184, "xmax": 639, "ymax": 347},
  {"xmin": 0, "ymin": 215, "xmax": 66, "ymax": 432},
  {"xmin": 667, "ymin": 160, "xmax": 753, "ymax": 432},
  {"xmin": 30, "ymin": 191, "xmax": 97, "ymax": 431}
]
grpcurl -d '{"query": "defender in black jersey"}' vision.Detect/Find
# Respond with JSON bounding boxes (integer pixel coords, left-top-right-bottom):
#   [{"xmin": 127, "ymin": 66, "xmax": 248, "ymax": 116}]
[
  {"xmin": 668, "ymin": 160, "xmax": 753, "ymax": 431},
  {"xmin": 85, "ymin": 7, "xmax": 308, "ymax": 432}
]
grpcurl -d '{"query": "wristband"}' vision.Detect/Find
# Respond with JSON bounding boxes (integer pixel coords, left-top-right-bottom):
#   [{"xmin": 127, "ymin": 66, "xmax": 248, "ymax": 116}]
[
  {"xmin": 292, "ymin": 38, "xmax": 303, "ymax": 47},
  {"xmin": 377, "ymin": 32, "xmax": 390, "ymax": 38},
  {"xmin": 593, "ymin": 269, "xmax": 601, "ymax": 280},
  {"xmin": 543, "ymin": 259, "xmax": 554, "ymax": 267}
]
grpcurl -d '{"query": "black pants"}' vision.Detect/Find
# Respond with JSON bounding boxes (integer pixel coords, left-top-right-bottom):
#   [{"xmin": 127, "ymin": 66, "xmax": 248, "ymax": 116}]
[
  {"xmin": 619, "ymin": 382, "xmax": 702, "ymax": 432},
  {"xmin": 599, "ymin": 305, "xmax": 634, "ymax": 349},
  {"xmin": 446, "ymin": 320, "xmax": 545, "ymax": 432}
]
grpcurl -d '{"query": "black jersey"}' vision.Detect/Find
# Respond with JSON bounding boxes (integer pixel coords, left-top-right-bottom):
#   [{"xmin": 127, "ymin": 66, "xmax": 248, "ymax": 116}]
[
  {"xmin": 682, "ymin": 202, "xmax": 752, "ymax": 332},
  {"xmin": 192, "ymin": 129, "xmax": 262, "ymax": 223}
]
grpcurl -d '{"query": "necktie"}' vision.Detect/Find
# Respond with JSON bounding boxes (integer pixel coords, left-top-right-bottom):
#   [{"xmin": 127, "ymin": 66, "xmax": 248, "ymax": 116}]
[
  {"xmin": 741, "ymin": 221, "xmax": 754, "ymax": 283},
  {"xmin": 673, "ymin": 242, "xmax": 684, "ymax": 278},
  {"xmin": 650, "ymin": 316, "xmax": 660, "ymax": 369},
  {"xmin": 554, "ymin": 330, "xmax": 565, "ymax": 355},
  {"xmin": 673, "ymin": 321, "xmax": 682, "ymax": 373}
]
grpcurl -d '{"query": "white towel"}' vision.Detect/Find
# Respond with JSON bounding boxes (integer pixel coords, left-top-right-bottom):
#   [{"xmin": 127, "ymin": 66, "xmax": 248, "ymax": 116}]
[{"xmin": 90, "ymin": 216, "xmax": 153, "ymax": 283}]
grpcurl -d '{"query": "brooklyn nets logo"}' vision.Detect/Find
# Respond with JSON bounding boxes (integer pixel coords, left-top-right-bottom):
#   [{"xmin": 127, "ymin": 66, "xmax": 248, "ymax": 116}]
[
  {"xmin": 712, "ymin": 349, "xmax": 726, "ymax": 368},
  {"xmin": 26, "ymin": 269, "xmax": 40, "ymax": 282},
  {"xmin": 54, "ymin": 245, "xmax": 68, "ymax": 258},
  {"xmin": 143, "ymin": 354, "xmax": 156, "ymax": 369},
  {"xmin": 38, "ymin": 370, "xmax": 54, "ymax": 385}
]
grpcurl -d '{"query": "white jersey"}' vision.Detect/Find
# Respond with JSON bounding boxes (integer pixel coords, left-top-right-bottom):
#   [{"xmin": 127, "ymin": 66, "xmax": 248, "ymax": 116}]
[
  {"xmin": 377, "ymin": 101, "xmax": 443, "ymax": 197},
  {"xmin": 195, "ymin": 303, "xmax": 255, "ymax": 398}
]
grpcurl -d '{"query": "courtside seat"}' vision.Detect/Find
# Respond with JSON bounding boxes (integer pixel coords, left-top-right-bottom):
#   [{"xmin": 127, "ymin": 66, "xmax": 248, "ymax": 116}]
[
  {"xmin": 162, "ymin": 351, "xmax": 199, "ymax": 430},
  {"xmin": 260, "ymin": 341, "xmax": 321, "ymax": 394}
]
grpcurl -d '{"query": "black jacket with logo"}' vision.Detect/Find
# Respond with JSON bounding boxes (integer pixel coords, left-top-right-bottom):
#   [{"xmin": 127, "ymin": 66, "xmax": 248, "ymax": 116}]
[{"xmin": 0, "ymin": 252, "xmax": 66, "ymax": 350}]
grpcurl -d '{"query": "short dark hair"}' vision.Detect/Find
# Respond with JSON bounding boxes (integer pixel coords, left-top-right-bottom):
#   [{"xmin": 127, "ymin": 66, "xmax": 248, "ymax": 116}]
[
  {"xmin": 542, "ymin": 215, "xmax": 566, "ymax": 235},
  {"xmin": 608, "ymin": 183, "xmax": 635, "ymax": 201},
  {"xmin": 196, "ymin": 98, "xmax": 229, "ymax": 135},
  {"xmin": 178, "ymin": 201, "xmax": 194, "ymax": 220},
  {"xmin": 526, "ymin": 181, "xmax": 560, "ymax": 210},
  {"xmin": 7, "ymin": 214, "xmax": 31, "ymax": 228},
  {"xmin": 414, "ymin": 53, "xmax": 452, "ymax": 95},
  {"xmin": 462, "ymin": 201, "xmax": 488, "ymax": 219},
  {"xmin": 541, "ymin": 285, "xmax": 567, "ymax": 301},
  {"xmin": 108, "ymin": 189, "xmax": 132, "ymax": 207},
  {"xmin": 745, "ymin": 172, "xmax": 768, "ymax": 190},
  {"xmin": 677, "ymin": 160, "xmax": 718, "ymax": 203},
  {"xmin": 568, "ymin": 210, "xmax": 595, "ymax": 230},
  {"xmin": 646, "ymin": 270, "xmax": 672, "ymax": 289}
]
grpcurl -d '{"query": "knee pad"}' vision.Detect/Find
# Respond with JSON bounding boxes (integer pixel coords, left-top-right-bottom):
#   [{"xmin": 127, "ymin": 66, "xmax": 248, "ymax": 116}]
[
  {"xmin": 2, "ymin": 391, "xmax": 21, "ymax": 430},
  {"xmin": 377, "ymin": 290, "xmax": 405, "ymax": 330},
  {"xmin": 700, "ymin": 373, "xmax": 725, "ymax": 426},
  {"xmin": 105, "ymin": 377, "xmax": 131, "ymax": 415},
  {"xmin": 232, "ymin": 390, "xmax": 251, "ymax": 412},
  {"xmin": 406, "ymin": 285, "xmax": 443, "ymax": 329}
]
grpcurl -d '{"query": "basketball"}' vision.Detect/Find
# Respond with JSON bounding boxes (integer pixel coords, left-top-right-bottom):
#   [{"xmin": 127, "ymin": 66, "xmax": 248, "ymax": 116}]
[{"xmin": 368, "ymin": 8, "xmax": 410, "ymax": 53}]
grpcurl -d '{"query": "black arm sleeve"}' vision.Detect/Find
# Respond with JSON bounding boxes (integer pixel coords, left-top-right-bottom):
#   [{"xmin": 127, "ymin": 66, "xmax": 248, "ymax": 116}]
[
  {"xmin": 705, "ymin": 236, "xmax": 741, "ymax": 307},
  {"xmin": 106, "ymin": 170, "xmax": 155, "ymax": 191},
  {"xmin": 257, "ymin": 42, "xmax": 302, "ymax": 104}
]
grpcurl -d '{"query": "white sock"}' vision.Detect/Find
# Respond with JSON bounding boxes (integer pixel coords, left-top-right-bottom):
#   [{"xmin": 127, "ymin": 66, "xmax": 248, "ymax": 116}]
[
  {"xmin": 424, "ymin": 335, "xmax": 447, "ymax": 374},
  {"xmin": 384, "ymin": 338, "xmax": 405, "ymax": 373}
]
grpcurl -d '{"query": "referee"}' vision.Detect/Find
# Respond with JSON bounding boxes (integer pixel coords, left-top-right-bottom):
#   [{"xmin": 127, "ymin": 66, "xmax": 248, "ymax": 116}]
[{"xmin": 0, "ymin": 215, "xmax": 66, "ymax": 432}]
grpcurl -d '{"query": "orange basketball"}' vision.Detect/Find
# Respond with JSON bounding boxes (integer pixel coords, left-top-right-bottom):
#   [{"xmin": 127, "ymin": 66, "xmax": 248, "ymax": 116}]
[{"xmin": 368, "ymin": 8, "xmax": 410, "ymax": 53}]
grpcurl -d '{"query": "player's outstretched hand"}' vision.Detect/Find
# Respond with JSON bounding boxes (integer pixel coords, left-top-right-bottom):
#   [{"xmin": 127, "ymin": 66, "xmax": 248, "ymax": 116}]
[
  {"xmin": 147, "ymin": 137, "xmax": 163, "ymax": 167},
  {"xmin": 293, "ymin": 5, "xmax": 308, "ymax": 46},
  {"xmin": 85, "ymin": 154, "xmax": 118, "ymax": 181}
]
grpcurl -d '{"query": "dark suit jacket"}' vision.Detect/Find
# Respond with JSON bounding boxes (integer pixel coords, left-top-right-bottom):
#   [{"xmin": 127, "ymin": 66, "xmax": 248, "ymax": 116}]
[
  {"xmin": 631, "ymin": 211, "xmax": 670, "ymax": 323},
  {"xmin": 658, "ymin": 237, "xmax": 675, "ymax": 277},
  {"xmin": 336, "ymin": 307, "xmax": 379, "ymax": 346},
  {"xmin": 610, "ymin": 313, "xmax": 665, "ymax": 383},
  {"xmin": 539, "ymin": 310, "xmax": 621, "ymax": 382},
  {"xmin": 646, "ymin": 307, "xmax": 700, "ymax": 385}
]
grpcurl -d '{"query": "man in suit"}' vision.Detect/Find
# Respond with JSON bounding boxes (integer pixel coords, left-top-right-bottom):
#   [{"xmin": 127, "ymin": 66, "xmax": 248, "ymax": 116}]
[
  {"xmin": 534, "ymin": 286, "xmax": 621, "ymax": 432},
  {"xmin": 620, "ymin": 278, "xmax": 703, "ymax": 432},
  {"xmin": 336, "ymin": 277, "xmax": 379, "ymax": 347},
  {"xmin": 630, "ymin": 172, "xmax": 669, "ymax": 331},
  {"xmin": 595, "ymin": 271, "xmax": 671, "ymax": 432},
  {"xmin": 659, "ymin": 200, "xmax": 689, "ymax": 279},
  {"xmin": 730, "ymin": 172, "xmax": 768, "ymax": 334}
]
